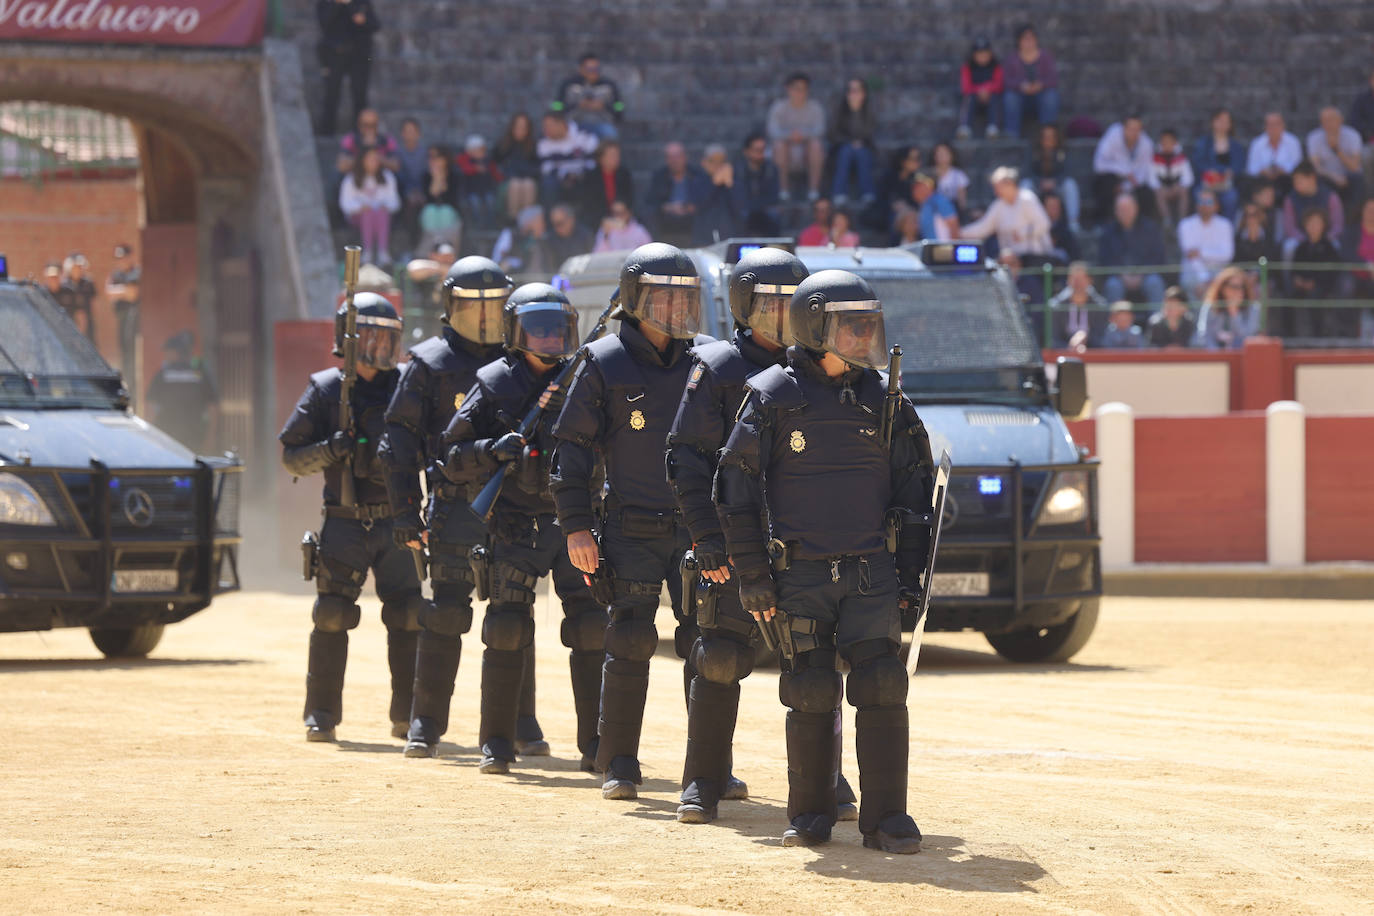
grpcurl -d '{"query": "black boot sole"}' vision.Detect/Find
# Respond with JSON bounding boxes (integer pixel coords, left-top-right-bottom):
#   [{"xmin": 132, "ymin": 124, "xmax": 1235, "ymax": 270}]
[
  {"xmin": 781, "ymin": 827, "xmax": 828, "ymax": 848},
  {"xmin": 676, "ymin": 803, "xmax": 718, "ymax": 824},
  {"xmin": 305, "ymin": 726, "xmax": 336, "ymax": 743},
  {"xmin": 837, "ymin": 802, "xmax": 859, "ymax": 822},
  {"xmin": 404, "ymin": 740, "xmax": 438, "ymax": 758},
  {"xmin": 862, "ymin": 832, "xmax": 922, "ymax": 854}
]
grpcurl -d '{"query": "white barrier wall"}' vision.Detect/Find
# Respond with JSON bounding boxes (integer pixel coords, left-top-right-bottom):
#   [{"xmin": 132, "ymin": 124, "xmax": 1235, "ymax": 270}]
[
  {"xmin": 1294, "ymin": 365, "xmax": 1374, "ymax": 415},
  {"xmin": 1085, "ymin": 362, "xmax": 1231, "ymax": 417}
]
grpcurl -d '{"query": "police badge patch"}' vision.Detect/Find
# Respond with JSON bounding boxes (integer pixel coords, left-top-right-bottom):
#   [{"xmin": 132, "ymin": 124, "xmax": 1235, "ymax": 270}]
[
  {"xmin": 630, "ymin": 409, "xmax": 646, "ymax": 430},
  {"xmin": 453, "ymin": 392, "xmax": 465, "ymax": 410},
  {"xmin": 790, "ymin": 430, "xmax": 806, "ymax": 452},
  {"xmin": 686, "ymin": 363, "xmax": 704, "ymax": 391}
]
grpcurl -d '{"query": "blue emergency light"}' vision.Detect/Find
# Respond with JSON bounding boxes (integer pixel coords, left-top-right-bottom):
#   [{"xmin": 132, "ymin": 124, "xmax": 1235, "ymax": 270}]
[
  {"xmin": 919, "ymin": 240, "xmax": 984, "ymax": 267},
  {"xmin": 954, "ymin": 244, "xmax": 980, "ymax": 264},
  {"xmin": 978, "ymin": 475, "xmax": 1004, "ymax": 496}
]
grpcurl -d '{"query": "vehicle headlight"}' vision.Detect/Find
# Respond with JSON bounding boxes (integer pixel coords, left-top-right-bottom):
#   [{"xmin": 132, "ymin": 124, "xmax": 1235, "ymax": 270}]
[
  {"xmin": 0, "ymin": 472, "xmax": 56, "ymax": 526},
  {"xmin": 1038, "ymin": 470, "xmax": 1088, "ymax": 526}
]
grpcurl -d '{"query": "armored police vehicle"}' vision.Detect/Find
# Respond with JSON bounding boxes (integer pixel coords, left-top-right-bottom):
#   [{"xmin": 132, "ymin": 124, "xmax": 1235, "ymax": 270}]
[
  {"xmin": 557, "ymin": 240, "xmax": 1099, "ymax": 663},
  {"xmin": 0, "ymin": 263, "xmax": 241, "ymax": 658}
]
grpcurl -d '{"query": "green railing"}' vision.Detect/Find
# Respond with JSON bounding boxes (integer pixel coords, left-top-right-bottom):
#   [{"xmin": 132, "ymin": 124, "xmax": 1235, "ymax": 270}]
[{"xmin": 0, "ymin": 102, "xmax": 138, "ymax": 184}]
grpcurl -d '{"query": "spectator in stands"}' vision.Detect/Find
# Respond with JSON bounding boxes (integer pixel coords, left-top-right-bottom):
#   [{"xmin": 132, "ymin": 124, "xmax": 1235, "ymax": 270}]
[
  {"xmin": 106, "ymin": 243, "xmax": 140, "ymax": 376},
  {"xmin": 1099, "ymin": 193, "xmax": 1167, "ymax": 304},
  {"xmin": 1349, "ymin": 68, "xmax": 1374, "ymax": 191},
  {"xmin": 931, "ymin": 141, "xmax": 969, "ymax": 214},
  {"xmin": 695, "ymin": 143, "xmax": 740, "ymax": 245},
  {"xmin": 1194, "ymin": 266, "xmax": 1261, "ymax": 350},
  {"xmin": 893, "ymin": 208, "xmax": 921, "ymax": 246},
  {"xmin": 1151, "ymin": 128, "xmax": 1194, "ymax": 229},
  {"xmin": 541, "ymin": 203, "xmax": 594, "ymax": 268},
  {"xmin": 495, "ymin": 112, "xmax": 540, "ymax": 220},
  {"xmin": 575, "ymin": 139, "xmax": 634, "ymax": 228},
  {"xmin": 537, "ymin": 109, "xmax": 597, "ymax": 205},
  {"xmin": 1092, "ymin": 114, "xmax": 1154, "ymax": 221},
  {"xmin": 315, "ymin": 0, "xmax": 379, "ymax": 136},
  {"xmin": 798, "ymin": 197, "xmax": 834, "ymax": 246},
  {"xmin": 1290, "ymin": 208, "xmax": 1346, "ymax": 338},
  {"xmin": 1247, "ymin": 179, "xmax": 1280, "ymax": 236},
  {"xmin": 646, "ymin": 141, "xmax": 708, "ymax": 247},
  {"xmin": 417, "ymin": 145, "xmax": 461, "ymax": 251},
  {"xmin": 826, "ymin": 208, "xmax": 861, "ymax": 247},
  {"xmin": 455, "ymin": 135, "xmax": 503, "ymax": 229},
  {"xmin": 880, "ymin": 146, "xmax": 923, "ymax": 227},
  {"xmin": 405, "ymin": 240, "xmax": 457, "ymax": 336},
  {"xmin": 339, "ymin": 145, "xmax": 401, "ymax": 266},
  {"xmin": 1002, "ymin": 24, "xmax": 1060, "ymax": 137},
  {"xmin": 1246, "ymin": 112, "xmax": 1302, "ymax": 198},
  {"xmin": 829, "ymin": 78, "xmax": 877, "ymax": 206},
  {"xmin": 1192, "ymin": 108, "xmax": 1244, "ymax": 219},
  {"xmin": 733, "ymin": 131, "xmax": 782, "ymax": 235},
  {"xmin": 957, "ymin": 37, "xmax": 1003, "ymax": 139},
  {"xmin": 1023, "ymin": 123, "xmax": 1080, "ymax": 229},
  {"xmin": 1234, "ymin": 202, "xmax": 1280, "ymax": 268},
  {"xmin": 556, "ymin": 53, "xmax": 625, "ymax": 141},
  {"xmin": 593, "ymin": 199, "xmax": 653, "ymax": 252},
  {"xmin": 909, "ymin": 174, "xmax": 960, "ymax": 241},
  {"xmin": 961, "ymin": 167, "xmax": 1053, "ymax": 257},
  {"xmin": 1178, "ymin": 189, "xmax": 1234, "ymax": 298},
  {"xmin": 767, "ymin": 72, "xmax": 826, "ymax": 201},
  {"xmin": 1345, "ymin": 197, "xmax": 1374, "ymax": 301},
  {"xmin": 1146, "ymin": 286, "xmax": 1197, "ymax": 348},
  {"xmin": 395, "ymin": 118, "xmax": 428, "ymax": 250},
  {"xmin": 1280, "ymin": 161, "xmax": 1343, "ymax": 260},
  {"xmin": 1306, "ymin": 106, "xmax": 1364, "ymax": 205},
  {"xmin": 492, "ymin": 206, "xmax": 551, "ymax": 276},
  {"xmin": 1042, "ymin": 190, "xmax": 1080, "ymax": 261},
  {"xmin": 1049, "ymin": 261, "xmax": 1108, "ymax": 349},
  {"xmin": 1101, "ymin": 301, "xmax": 1145, "ymax": 349},
  {"xmin": 337, "ymin": 108, "xmax": 397, "ymax": 176}
]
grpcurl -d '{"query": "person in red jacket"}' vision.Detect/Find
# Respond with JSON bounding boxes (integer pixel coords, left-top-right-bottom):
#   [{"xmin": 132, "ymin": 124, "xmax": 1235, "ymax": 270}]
[
  {"xmin": 957, "ymin": 36, "xmax": 1004, "ymax": 139},
  {"xmin": 454, "ymin": 135, "xmax": 504, "ymax": 229}
]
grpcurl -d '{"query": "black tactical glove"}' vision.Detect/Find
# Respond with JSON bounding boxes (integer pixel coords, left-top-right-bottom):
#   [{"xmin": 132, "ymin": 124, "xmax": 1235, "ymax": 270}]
[
  {"xmin": 692, "ymin": 536, "xmax": 730, "ymax": 574},
  {"xmin": 540, "ymin": 381, "xmax": 567, "ymax": 416},
  {"xmin": 324, "ymin": 430, "xmax": 355, "ymax": 463},
  {"xmin": 391, "ymin": 513, "xmax": 424, "ymax": 549},
  {"xmin": 736, "ymin": 567, "xmax": 777, "ymax": 617},
  {"xmin": 487, "ymin": 432, "xmax": 526, "ymax": 463}
]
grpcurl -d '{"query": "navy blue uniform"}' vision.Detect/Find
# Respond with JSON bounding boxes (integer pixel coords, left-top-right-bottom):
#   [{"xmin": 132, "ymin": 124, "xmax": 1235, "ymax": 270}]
[
  {"xmin": 550, "ymin": 320, "xmax": 713, "ymax": 783},
  {"xmin": 715, "ymin": 347, "xmax": 933, "ymax": 837},
  {"xmin": 280, "ymin": 367, "xmax": 424, "ymax": 732},
  {"xmin": 438, "ymin": 355, "xmax": 606, "ymax": 764},
  {"xmin": 379, "ymin": 326, "xmax": 503, "ymax": 741}
]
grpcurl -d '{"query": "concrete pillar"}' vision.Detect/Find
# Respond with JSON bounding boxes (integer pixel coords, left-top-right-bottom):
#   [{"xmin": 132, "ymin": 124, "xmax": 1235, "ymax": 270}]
[
  {"xmin": 1095, "ymin": 402, "xmax": 1135, "ymax": 569},
  {"xmin": 1266, "ymin": 401, "xmax": 1306, "ymax": 566}
]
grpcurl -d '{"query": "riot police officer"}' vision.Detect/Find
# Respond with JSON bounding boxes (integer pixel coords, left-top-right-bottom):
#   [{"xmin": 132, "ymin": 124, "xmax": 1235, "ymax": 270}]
[
  {"xmin": 715, "ymin": 270, "xmax": 934, "ymax": 853},
  {"xmin": 551, "ymin": 242, "xmax": 713, "ymax": 798},
  {"xmin": 380, "ymin": 257, "xmax": 542, "ymax": 758},
  {"xmin": 280, "ymin": 294, "xmax": 423, "ymax": 742},
  {"xmin": 437, "ymin": 283, "xmax": 608, "ymax": 774}
]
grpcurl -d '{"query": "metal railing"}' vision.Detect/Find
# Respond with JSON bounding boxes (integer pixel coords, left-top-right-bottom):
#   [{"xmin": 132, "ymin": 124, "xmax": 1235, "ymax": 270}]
[{"xmin": 0, "ymin": 102, "xmax": 138, "ymax": 183}]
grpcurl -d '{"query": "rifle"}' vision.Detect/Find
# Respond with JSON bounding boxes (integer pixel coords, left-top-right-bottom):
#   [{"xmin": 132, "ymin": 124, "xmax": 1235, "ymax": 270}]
[
  {"xmin": 880, "ymin": 344, "xmax": 903, "ymax": 451},
  {"xmin": 337, "ymin": 245, "xmax": 362, "ymax": 509},
  {"xmin": 468, "ymin": 292, "xmax": 620, "ymax": 522}
]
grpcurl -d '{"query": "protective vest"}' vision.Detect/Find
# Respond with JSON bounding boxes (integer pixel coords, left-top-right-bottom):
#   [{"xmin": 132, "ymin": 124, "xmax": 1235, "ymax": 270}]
[
  {"xmin": 308, "ymin": 367, "xmax": 396, "ymax": 506},
  {"xmin": 470, "ymin": 355, "xmax": 562, "ymax": 514}
]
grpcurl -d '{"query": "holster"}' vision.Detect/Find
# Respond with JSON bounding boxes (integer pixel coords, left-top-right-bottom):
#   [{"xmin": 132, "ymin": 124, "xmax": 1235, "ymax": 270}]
[
  {"xmin": 773, "ymin": 610, "xmax": 796, "ymax": 662},
  {"xmin": 300, "ymin": 530, "xmax": 320, "ymax": 581},
  {"xmin": 695, "ymin": 580, "xmax": 719, "ymax": 630},
  {"xmin": 469, "ymin": 542, "xmax": 492, "ymax": 601},
  {"xmin": 680, "ymin": 551, "xmax": 700, "ymax": 623},
  {"xmin": 584, "ymin": 554, "xmax": 615, "ymax": 605},
  {"xmin": 767, "ymin": 538, "xmax": 791, "ymax": 573}
]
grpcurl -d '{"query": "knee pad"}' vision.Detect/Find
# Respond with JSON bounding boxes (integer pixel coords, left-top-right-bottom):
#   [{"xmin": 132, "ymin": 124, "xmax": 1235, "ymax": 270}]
[
  {"xmin": 424, "ymin": 597, "xmax": 473, "ymax": 638},
  {"xmin": 692, "ymin": 634, "xmax": 754, "ymax": 686},
  {"xmin": 381, "ymin": 592, "xmax": 426, "ymax": 631},
  {"xmin": 674, "ymin": 621, "xmax": 699, "ymax": 661},
  {"xmin": 560, "ymin": 609, "xmax": 608, "ymax": 653},
  {"xmin": 779, "ymin": 657, "xmax": 843, "ymax": 714},
  {"xmin": 846, "ymin": 651, "xmax": 908, "ymax": 709},
  {"xmin": 482, "ymin": 607, "xmax": 534, "ymax": 651},
  {"xmin": 604, "ymin": 618, "xmax": 658, "ymax": 663},
  {"xmin": 312, "ymin": 593, "xmax": 361, "ymax": 633}
]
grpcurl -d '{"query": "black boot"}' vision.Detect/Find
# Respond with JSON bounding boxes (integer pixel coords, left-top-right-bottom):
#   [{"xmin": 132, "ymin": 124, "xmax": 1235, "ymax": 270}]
[
  {"xmin": 837, "ymin": 772, "xmax": 859, "ymax": 822},
  {"xmin": 678, "ymin": 677, "xmax": 739, "ymax": 823},
  {"xmin": 515, "ymin": 642, "xmax": 549, "ymax": 756},
  {"xmin": 855, "ymin": 705, "xmax": 917, "ymax": 852},
  {"xmin": 304, "ymin": 629, "xmax": 348, "ymax": 742},
  {"xmin": 596, "ymin": 657, "xmax": 650, "ymax": 798},
  {"xmin": 405, "ymin": 629, "xmax": 460, "ymax": 757},
  {"xmin": 386, "ymin": 628, "xmax": 418, "ymax": 738},
  {"xmin": 478, "ymin": 647, "xmax": 524, "ymax": 773},
  {"xmin": 782, "ymin": 709, "xmax": 839, "ymax": 844},
  {"xmin": 568, "ymin": 650, "xmax": 604, "ymax": 771}
]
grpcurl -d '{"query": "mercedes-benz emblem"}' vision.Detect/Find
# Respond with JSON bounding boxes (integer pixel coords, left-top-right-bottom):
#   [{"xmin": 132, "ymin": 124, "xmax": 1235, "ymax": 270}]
[
  {"xmin": 123, "ymin": 488, "xmax": 155, "ymax": 528},
  {"xmin": 941, "ymin": 493, "xmax": 959, "ymax": 530}
]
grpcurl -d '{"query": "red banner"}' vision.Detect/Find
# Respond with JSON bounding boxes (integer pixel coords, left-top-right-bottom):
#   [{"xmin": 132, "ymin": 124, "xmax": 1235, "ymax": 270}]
[{"xmin": 0, "ymin": 0, "xmax": 264, "ymax": 47}]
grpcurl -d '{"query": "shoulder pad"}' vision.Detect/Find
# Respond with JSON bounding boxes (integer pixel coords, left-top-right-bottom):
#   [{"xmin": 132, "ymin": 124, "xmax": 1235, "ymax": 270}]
[
  {"xmin": 691, "ymin": 339, "xmax": 752, "ymax": 389},
  {"xmin": 857, "ymin": 369, "xmax": 888, "ymax": 412},
  {"xmin": 746, "ymin": 364, "xmax": 806, "ymax": 410},
  {"xmin": 408, "ymin": 336, "xmax": 453, "ymax": 369},
  {"xmin": 474, "ymin": 357, "xmax": 526, "ymax": 401},
  {"xmin": 309, "ymin": 367, "xmax": 342, "ymax": 394},
  {"xmin": 691, "ymin": 333, "xmax": 717, "ymax": 347},
  {"xmin": 587, "ymin": 335, "xmax": 647, "ymax": 390}
]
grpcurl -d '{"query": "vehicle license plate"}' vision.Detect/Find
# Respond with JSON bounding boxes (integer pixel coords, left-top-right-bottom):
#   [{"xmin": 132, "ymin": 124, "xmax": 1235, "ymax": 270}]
[
  {"xmin": 930, "ymin": 572, "xmax": 989, "ymax": 597},
  {"xmin": 113, "ymin": 570, "xmax": 178, "ymax": 593}
]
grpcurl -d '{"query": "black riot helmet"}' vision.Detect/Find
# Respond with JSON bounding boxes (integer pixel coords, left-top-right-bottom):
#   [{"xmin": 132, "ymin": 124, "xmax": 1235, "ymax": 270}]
[
  {"xmin": 442, "ymin": 255, "xmax": 513, "ymax": 345},
  {"xmin": 788, "ymin": 269, "xmax": 888, "ymax": 369},
  {"xmin": 334, "ymin": 292, "xmax": 403, "ymax": 371},
  {"xmin": 617, "ymin": 242, "xmax": 702, "ymax": 340},
  {"xmin": 728, "ymin": 247, "xmax": 809, "ymax": 347},
  {"xmin": 504, "ymin": 282, "xmax": 580, "ymax": 364}
]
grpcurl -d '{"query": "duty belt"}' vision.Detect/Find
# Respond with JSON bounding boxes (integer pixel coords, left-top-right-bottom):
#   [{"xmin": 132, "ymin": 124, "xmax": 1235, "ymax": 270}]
[
  {"xmin": 324, "ymin": 503, "xmax": 394, "ymax": 529},
  {"xmin": 771, "ymin": 540, "xmax": 879, "ymax": 586}
]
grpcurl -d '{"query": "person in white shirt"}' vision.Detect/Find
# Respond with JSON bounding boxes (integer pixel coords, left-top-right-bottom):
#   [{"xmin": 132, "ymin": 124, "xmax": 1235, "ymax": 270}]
[
  {"xmin": 1092, "ymin": 115, "xmax": 1154, "ymax": 220},
  {"xmin": 961, "ymin": 166, "xmax": 1052, "ymax": 257},
  {"xmin": 1177, "ymin": 189, "xmax": 1234, "ymax": 297},
  {"xmin": 1306, "ymin": 106, "xmax": 1365, "ymax": 200},
  {"xmin": 1246, "ymin": 112, "xmax": 1303, "ymax": 193},
  {"xmin": 339, "ymin": 146, "xmax": 402, "ymax": 267}
]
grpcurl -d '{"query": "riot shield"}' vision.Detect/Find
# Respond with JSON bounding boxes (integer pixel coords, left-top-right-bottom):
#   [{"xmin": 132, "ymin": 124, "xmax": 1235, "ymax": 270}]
[{"xmin": 906, "ymin": 449, "xmax": 952, "ymax": 677}]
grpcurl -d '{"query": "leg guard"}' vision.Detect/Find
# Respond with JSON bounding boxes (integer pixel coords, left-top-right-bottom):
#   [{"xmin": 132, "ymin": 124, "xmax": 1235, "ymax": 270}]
[
  {"xmin": 680, "ymin": 676, "xmax": 740, "ymax": 809},
  {"xmin": 854, "ymin": 706, "xmax": 910, "ymax": 836},
  {"xmin": 594, "ymin": 616, "xmax": 658, "ymax": 778},
  {"xmin": 676, "ymin": 619, "xmax": 700, "ymax": 713},
  {"xmin": 780, "ymin": 653, "xmax": 843, "ymax": 824},
  {"xmin": 478, "ymin": 646, "xmax": 525, "ymax": 762},
  {"xmin": 408, "ymin": 628, "xmax": 461, "ymax": 740},
  {"xmin": 385, "ymin": 627, "xmax": 418, "ymax": 726},
  {"xmin": 516, "ymin": 641, "xmax": 542, "ymax": 743},
  {"xmin": 311, "ymin": 593, "xmax": 361, "ymax": 633},
  {"xmin": 304, "ymin": 629, "xmax": 349, "ymax": 726},
  {"xmin": 569, "ymin": 649, "xmax": 604, "ymax": 759}
]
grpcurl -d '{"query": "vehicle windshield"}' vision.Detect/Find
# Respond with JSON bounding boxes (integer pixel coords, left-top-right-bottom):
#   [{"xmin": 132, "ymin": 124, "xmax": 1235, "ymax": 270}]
[
  {"xmin": 0, "ymin": 284, "xmax": 125, "ymax": 409},
  {"xmin": 859, "ymin": 271, "xmax": 1045, "ymax": 401}
]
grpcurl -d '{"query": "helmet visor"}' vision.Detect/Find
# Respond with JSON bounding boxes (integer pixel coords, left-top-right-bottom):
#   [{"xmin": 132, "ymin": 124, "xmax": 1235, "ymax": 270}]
[
  {"xmin": 635, "ymin": 274, "xmax": 701, "ymax": 339},
  {"xmin": 512, "ymin": 302, "xmax": 579, "ymax": 358},
  {"xmin": 822, "ymin": 301, "xmax": 887, "ymax": 369},
  {"xmin": 448, "ymin": 287, "xmax": 510, "ymax": 344},
  {"xmin": 745, "ymin": 288, "xmax": 794, "ymax": 347},
  {"xmin": 357, "ymin": 316, "xmax": 402, "ymax": 371}
]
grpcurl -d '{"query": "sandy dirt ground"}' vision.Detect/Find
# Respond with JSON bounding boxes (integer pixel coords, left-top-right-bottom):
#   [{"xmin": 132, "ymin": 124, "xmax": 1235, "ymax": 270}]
[{"xmin": 1, "ymin": 586, "xmax": 1371, "ymax": 915}]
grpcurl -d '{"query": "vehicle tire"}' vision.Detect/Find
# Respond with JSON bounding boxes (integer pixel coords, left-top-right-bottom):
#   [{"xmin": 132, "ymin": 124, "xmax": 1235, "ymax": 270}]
[
  {"xmin": 89, "ymin": 624, "xmax": 165, "ymax": 658},
  {"xmin": 984, "ymin": 599, "xmax": 1099, "ymax": 663}
]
